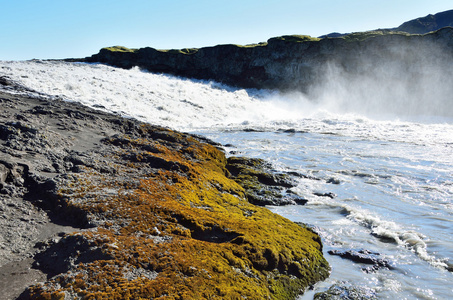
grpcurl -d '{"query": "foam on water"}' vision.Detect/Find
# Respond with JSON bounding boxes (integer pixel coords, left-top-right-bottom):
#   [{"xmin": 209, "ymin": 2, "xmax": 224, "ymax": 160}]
[
  {"xmin": 2, "ymin": 61, "xmax": 452, "ymax": 145},
  {"xmin": 206, "ymin": 129, "xmax": 453, "ymax": 299},
  {"xmin": 1, "ymin": 60, "xmax": 453, "ymax": 299},
  {"xmin": 0, "ymin": 60, "xmax": 296, "ymax": 130}
]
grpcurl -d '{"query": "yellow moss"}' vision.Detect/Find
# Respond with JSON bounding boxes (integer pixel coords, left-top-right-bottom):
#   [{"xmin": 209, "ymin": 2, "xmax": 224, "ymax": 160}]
[
  {"xmin": 28, "ymin": 126, "xmax": 329, "ymax": 299},
  {"xmin": 268, "ymin": 35, "xmax": 321, "ymax": 43},
  {"xmin": 102, "ymin": 46, "xmax": 137, "ymax": 53}
]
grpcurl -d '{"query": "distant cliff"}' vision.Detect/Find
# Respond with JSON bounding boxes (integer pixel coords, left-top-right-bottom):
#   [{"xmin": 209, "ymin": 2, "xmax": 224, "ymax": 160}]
[
  {"xmin": 395, "ymin": 9, "xmax": 453, "ymax": 34},
  {"xmin": 318, "ymin": 10, "xmax": 453, "ymax": 39},
  {"xmin": 80, "ymin": 10, "xmax": 453, "ymax": 92},
  {"xmin": 82, "ymin": 28, "xmax": 453, "ymax": 92}
]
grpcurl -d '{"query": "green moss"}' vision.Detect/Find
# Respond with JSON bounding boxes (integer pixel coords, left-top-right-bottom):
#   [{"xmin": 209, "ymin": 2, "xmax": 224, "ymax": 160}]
[
  {"xmin": 102, "ymin": 46, "xmax": 138, "ymax": 53},
  {"xmin": 226, "ymin": 156, "xmax": 296, "ymax": 205},
  {"xmin": 158, "ymin": 48, "xmax": 199, "ymax": 55},
  {"xmin": 268, "ymin": 35, "xmax": 321, "ymax": 43},
  {"xmin": 27, "ymin": 125, "xmax": 329, "ymax": 299},
  {"xmin": 232, "ymin": 42, "xmax": 268, "ymax": 48},
  {"xmin": 338, "ymin": 30, "xmax": 416, "ymax": 42}
]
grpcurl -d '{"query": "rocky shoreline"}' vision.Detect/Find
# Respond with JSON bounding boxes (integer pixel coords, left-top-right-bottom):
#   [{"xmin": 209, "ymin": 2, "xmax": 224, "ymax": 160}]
[{"xmin": 0, "ymin": 79, "xmax": 329, "ymax": 299}]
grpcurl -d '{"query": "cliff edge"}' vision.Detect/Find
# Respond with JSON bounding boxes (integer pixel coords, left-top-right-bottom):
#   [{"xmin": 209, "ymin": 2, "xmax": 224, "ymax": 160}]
[
  {"xmin": 395, "ymin": 9, "xmax": 453, "ymax": 34},
  {"xmin": 82, "ymin": 27, "xmax": 453, "ymax": 92}
]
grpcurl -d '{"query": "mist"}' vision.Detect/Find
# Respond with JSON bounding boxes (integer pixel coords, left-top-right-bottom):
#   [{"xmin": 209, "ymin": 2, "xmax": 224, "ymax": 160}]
[
  {"xmin": 2, "ymin": 35, "xmax": 453, "ymax": 131},
  {"xmin": 302, "ymin": 36, "xmax": 453, "ymax": 121}
]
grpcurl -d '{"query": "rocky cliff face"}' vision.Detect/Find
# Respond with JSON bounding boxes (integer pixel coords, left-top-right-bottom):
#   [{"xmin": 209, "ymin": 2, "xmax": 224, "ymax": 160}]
[{"xmin": 82, "ymin": 28, "xmax": 453, "ymax": 93}]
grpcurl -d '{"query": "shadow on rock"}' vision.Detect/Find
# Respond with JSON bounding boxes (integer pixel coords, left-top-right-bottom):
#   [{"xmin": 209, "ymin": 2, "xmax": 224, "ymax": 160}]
[
  {"xmin": 226, "ymin": 156, "xmax": 307, "ymax": 206},
  {"xmin": 32, "ymin": 234, "xmax": 113, "ymax": 279}
]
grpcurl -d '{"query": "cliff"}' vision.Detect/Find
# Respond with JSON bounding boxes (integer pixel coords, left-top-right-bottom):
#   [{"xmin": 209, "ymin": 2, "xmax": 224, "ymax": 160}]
[
  {"xmin": 82, "ymin": 28, "xmax": 453, "ymax": 92},
  {"xmin": 321, "ymin": 9, "xmax": 453, "ymax": 38},
  {"xmin": 0, "ymin": 79, "xmax": 329, "ymax": 299},
  {"xmin": 395, "ymin": 9, "xmax": 453, "ymax": 34}
]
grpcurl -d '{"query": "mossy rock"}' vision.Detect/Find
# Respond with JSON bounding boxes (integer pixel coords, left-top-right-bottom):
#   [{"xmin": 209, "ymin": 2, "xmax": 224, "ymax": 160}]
[
  {"xmin": 26, "ymin": 125, "xmax": 329, "ymax": 299},
  {"xmin": 338, "ymin": 30, "xmax": 415, "ymax": 42},
  {"xmin": 102, "ymin": 46, "xmax": 137, "ymax": 53},
  {"xmin": 268, "ymin": 35, "xmax": 321, "ymax": 43},
  {"xmin": 232, "ymin": 42, "xmax": 269, "ymax": 48},
  {"xmin": 226, "ymin": 156, "xmax": 302, "ymax": 206},
  {"xmin": 159, "ymin": 48, "xmax": 199, "ymax": 55}
]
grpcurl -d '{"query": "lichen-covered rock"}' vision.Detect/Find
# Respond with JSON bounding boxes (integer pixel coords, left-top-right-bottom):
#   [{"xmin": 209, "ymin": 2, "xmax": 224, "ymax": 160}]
[
  {"xmin": 0, "ymin": 89, "xmax": 329, "ymax": 299},
  {"xmin": 23, "ymin": 125, "xmax": 329, "ymax": 299},
  {"xmin": 226, "ymin": 156, "xmax": 308, "ymax": 206}
]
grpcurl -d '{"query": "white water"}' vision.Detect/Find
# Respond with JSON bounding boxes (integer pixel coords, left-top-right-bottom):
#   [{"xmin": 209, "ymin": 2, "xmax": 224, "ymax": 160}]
[{"xmin": 1, "ymin": 60, "xmax": 453, "ymax": 299}]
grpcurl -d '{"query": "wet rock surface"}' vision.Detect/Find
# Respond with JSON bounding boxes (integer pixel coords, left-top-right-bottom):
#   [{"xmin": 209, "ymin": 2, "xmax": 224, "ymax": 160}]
[
  {"xmin": 327, "ymin": 249, "xmax": 394, "ymax": 272},
  {"xmin": 0, "ymin": 86, "xmax": 329, "ymax": 299},
  {"xmin": 226, "ymin": 156, "xmax": 307, "ymax": 206},
  {"xmin": 314, "ymin": 281, "xmax": 377, "ymax": 300}
]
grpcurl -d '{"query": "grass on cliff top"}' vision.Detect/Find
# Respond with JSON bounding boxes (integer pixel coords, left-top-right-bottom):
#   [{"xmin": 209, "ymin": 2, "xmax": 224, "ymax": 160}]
[
  {"xmin": 102, "ymin": 35, "xmax": 319, "ymax": 56},
  {"xmin": 158, "ymin": 48, "xmax": 199, "ymax": 54},
  {"xmin": 337, "ymin": 30, "xmax": 417, "ymax": 42},
  {"xmin": 158, "ymin": 43, "xmax": 268, "ymax": 53},
  {"xmin": 103, "ymin": 45, "xmax": 199, "ymax": 55},
  {"xmin": 268, "ymin": 35, "xmax": 322, "ymax": 43},
  {"xmin": 101, "ymin": 30, "xmax": 423, "ymax": 56},
  {"xmin": 102, "ymin": 46, "xmax": 138, "ymax": 53},
  {"xmin": 231, "ymin": 42, "xmax": 269, "ymax": 48}
]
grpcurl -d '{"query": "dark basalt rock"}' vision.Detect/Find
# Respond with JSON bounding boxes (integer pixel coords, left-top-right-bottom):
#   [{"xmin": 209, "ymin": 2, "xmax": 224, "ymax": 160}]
[
  {"xmin": 313, "ymin": 192, "xmax": 337, "ymax": 199},
  {"xmin": 446, "ymin": 262, "xmax": 453, "ymax": 273},
  {"xmin": 225, "ymin": 156, "xmax": 305, "ymax": 206},
  {"xmin": 326, "ymin": 177, "xmax": 341, "ymax": 184},
  {"xmin": 314, "ymin": 281, "xmax": 377, "ymax": 300},
  {"xmin": 328, "ymin": 249, "xmax": 394, "ymax": 272}
]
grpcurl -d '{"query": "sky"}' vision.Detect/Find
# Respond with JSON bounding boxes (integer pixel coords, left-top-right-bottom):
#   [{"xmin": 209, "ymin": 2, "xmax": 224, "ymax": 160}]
[{"xmin": 1, "ymin": 0, "xmax": 452, "ymax": 61}]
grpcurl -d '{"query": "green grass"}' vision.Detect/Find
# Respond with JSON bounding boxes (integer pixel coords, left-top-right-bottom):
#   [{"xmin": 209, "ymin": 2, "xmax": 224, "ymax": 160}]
[
  {"xmin": 158, "ymin": 48, "xmax": 199, "ymax": 54},
  {"xmin": 232, "ymin": 42, "xmax": 269, "ymax": 48},
  {"xmin": 100, "ymin": 30, "xmax": 425, "ymax": 57},
  {"xmin": 338, "ymin": 30, "xmax": 417, "ymax": 42},
  {"xmin": 101, "ymin": 46, "xmax": 138, "ymax": 53},
  {"xmin": 268, "ymin": 35, "xmax": 321, "ymax": 43}
]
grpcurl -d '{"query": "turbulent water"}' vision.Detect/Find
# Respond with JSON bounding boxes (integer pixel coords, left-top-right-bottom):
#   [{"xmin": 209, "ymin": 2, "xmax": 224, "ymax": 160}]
[{"xmin": 1, "ymin": 60, "xmax": 452, "ymax": 299}]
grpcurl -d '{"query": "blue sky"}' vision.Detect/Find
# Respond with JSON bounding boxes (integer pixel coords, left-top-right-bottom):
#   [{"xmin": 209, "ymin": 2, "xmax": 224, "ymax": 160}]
[{"xmin": 1, "ymin": 0, "xmax": 452, "ymax": 60}]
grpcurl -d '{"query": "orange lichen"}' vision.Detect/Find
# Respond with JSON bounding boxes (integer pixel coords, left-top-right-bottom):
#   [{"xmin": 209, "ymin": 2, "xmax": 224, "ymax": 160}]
[{"xmin": 27, "ymin": 125, "xmax": 329, "ymax": 299}]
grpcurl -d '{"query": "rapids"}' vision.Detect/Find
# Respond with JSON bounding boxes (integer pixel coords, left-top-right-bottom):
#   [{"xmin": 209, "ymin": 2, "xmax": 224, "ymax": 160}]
[{"xmin": 1, "ymin": 60, "xmax": 452, "ymax": 299}]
